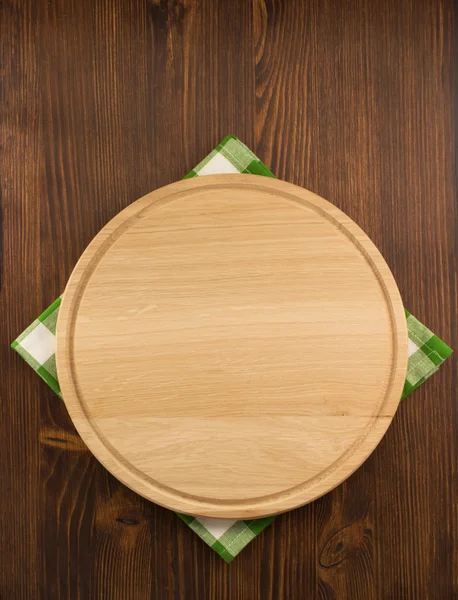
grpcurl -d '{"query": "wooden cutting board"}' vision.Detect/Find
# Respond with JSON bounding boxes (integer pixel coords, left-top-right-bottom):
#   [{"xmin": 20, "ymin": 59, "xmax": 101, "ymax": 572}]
[{"xmin": 56, "ymin": 174, "xmax": 408, "ymax": 518}]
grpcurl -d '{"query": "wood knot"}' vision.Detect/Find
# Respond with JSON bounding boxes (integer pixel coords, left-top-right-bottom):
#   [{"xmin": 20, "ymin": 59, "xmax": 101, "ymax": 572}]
[
  {"xmin": 320, "ymin": 523, "xmax": 372, "ymax": 568},
  {"xmin": 95, "ymin": 508, "xmax": 146, "ymax": 551},
  {"xmin": 147, "ymin": 0, "xmax": 186, "ymax": 23},
  {"xmin": 116, "ymin": 516, "xmax": 140, "ymax": 526},
  {"xmin": 40, "ymin": 427, "xmax": 87, "ymax": 452}
]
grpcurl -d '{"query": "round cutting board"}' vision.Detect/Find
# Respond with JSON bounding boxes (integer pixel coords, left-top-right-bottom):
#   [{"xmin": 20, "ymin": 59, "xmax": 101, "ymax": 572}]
[{"xmin": 56, "ymin": 174, "xmax": 408, "ymax": 518}]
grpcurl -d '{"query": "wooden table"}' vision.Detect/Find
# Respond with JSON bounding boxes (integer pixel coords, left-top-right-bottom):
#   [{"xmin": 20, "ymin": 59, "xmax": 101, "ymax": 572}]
[{"xmin": 1, "ymin": 1, "xmax": 456, "ymax": 598}]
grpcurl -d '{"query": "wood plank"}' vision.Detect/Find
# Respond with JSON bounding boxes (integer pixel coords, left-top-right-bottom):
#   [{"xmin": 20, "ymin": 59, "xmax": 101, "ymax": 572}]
[{"xmin": 0, "ymin": 1, "xmax": 41, "ymax": 597}]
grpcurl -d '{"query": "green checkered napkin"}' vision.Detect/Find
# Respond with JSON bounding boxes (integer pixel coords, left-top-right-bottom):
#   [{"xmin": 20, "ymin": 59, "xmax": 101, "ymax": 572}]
[{"xmin": 12, "ymin": 135, "xmax": 453, "ymax": 562}]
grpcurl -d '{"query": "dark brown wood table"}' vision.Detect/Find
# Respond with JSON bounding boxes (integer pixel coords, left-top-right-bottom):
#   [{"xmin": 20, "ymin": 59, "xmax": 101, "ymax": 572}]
[{"xmin": 1, "ymin": 1, "xmax": 456, "ymax": 598}]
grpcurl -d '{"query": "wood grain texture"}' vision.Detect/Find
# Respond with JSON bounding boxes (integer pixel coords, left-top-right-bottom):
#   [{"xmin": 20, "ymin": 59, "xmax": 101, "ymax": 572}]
[
  {"xmin": 0, "ymin": 0, "xmax": 456, "ymax": 597},
  {"xmin": 56, "ymin": 175, "xmax": 407, "ymax": 518}
]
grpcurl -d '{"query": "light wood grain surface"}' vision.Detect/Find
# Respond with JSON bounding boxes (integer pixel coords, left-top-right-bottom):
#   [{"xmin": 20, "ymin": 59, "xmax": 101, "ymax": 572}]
[
  {"xmin": 57, "ymin": 175, "xmax": 407, "ymax": 517},
  {"xmin": 1, "ymin": 0, "xmax": 456, "ymax": 598}
]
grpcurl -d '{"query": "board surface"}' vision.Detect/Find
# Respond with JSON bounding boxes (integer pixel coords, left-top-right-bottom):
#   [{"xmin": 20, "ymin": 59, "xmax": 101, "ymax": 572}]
[{"xmin": 56, "ymin": 174, "xmax": 407, "ymax": 518}]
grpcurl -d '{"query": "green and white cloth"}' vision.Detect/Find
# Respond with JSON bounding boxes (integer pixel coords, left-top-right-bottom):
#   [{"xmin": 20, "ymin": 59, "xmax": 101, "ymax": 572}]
[{"xmin": 12, "ymin": 135, "xmax": 453, "ymax": 562}]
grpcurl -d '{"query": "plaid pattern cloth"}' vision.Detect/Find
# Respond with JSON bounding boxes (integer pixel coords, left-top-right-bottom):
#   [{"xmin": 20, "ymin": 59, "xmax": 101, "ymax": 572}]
[{"xmin": 12, "ymin": 135, "xmax": 453, "ymax": 562}]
